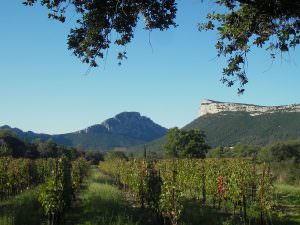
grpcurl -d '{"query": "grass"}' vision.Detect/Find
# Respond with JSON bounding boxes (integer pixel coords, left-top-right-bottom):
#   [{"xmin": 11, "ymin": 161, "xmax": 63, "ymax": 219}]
[
  {"xmin": 274, "ymin": 183, "xmax": 300, "ymax": 205},
  {"xmin": 181, "ymin": 200, "xmax": 230, "ymax": 225},
  {"xmin": 0, "ymin": 166, "xmax": 157, "ymax": 225},
  {"xmin": 63, "ymin": 167, "xmax": 158, "ymax": 225},
  {"xmin": 179, "ymin": 182, "xmax": 300, "ymax": 225},
  {"xmin": 271, "ymin": 183, "xmax": 300, "ymax": 224},
  {"xmin": 1, "ymin": 167, "xmax": 299, "ymax": 225},
  {"xmin": 0, "ymin": 186, "xmax": 45, "ymax": 225},
  {"xmin": 63, "ymin": 167, "xmax": 300, "ymax": 225}
]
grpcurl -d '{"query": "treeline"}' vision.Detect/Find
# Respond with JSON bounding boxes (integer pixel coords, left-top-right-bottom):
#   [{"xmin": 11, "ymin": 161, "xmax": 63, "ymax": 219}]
[
  {"xmin": 136, "ymin": 128, "xmax": 300, "ymax": 186},
  {"xmin": 208, "ymin": 141, "xmax": 300, "ymax": 163},
  {"xmin": 0, "ymin": 130, "xmax": 103, "ymax": 164},
  {"xmin": 209, "ymin": 140, "xmax": 300, "ymax": 185}
]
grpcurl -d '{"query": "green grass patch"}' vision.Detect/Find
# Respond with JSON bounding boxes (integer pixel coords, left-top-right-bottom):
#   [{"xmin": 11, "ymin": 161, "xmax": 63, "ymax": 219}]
[
  {"xmin": 64, "ymin": 167, "xmax": 157, "ymax": 225},
  {"xmin": 0, "ymin": 186, "xmax": 45, "ymax": 225},
  {"xmin": 271, "ymin": 183, "xmax": 300, "ymax": 224},
  {"xmin": 2, "ymin": 168, "xmax": 298, "ymax": 225}
]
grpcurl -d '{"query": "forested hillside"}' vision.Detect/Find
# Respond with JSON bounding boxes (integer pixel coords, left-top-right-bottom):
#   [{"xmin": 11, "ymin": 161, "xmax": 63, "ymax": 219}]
[
  {"xmin": 0, "ymin": 112, "xmax": 167, "ymax": 151},
  {"xmin": 186, "ymin": 111, "xmax": 300, "ymax": 147},
  {"xmin": 130, "ymin": 111, "xmax": 300, "ymax": 155}
]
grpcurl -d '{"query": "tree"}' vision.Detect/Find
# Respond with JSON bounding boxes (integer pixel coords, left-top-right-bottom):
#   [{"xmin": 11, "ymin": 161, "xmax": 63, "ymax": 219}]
[
  {"xmin": 164, "ymin": 128, "xmax": 210, "ymax": 158},
  {"xmin": 0, "ymin": 134, "xmax": 27, "ymax": 158},
  {"xmin": 37, "ymin": 140, "xmax": 59, "ymax": 158},
  {"xmin": 104, "ymin": 150, "xmax": 128, "ymax": 161},
  {"xmin": 23, "ymin": 0, "xmax": 177, "ymax": 67},
  {"xmin": 68, "ymin": 147, "xmax": 83, "ymax": 160},
  {"xmin": 85, "ymin": 151, "xmax": 104, "ymax": 164},
  {"xmin": 163, "ymin": 127, "xmax": 181, "ymax": 158},
  {"xmin": 24, "ymin": 143, "xmax": 40, "ymax": 159},
  {"xmin": 0, "ymin": 141, "xmax": 11, "ymax": 157},
  {"xmin": 208, "ymin": 146, "xmax": 225, "ymax": 158},
  {"xmin": 23, "ymin": 1, "xmax": 300, "ymax": 93},
  {"xmin": 200, "ymin": 0, "xmax": 300, "ymax": 94},
  {"xmin": 268, "ymin": 142, "xmax": 300, "ymax": 163}
]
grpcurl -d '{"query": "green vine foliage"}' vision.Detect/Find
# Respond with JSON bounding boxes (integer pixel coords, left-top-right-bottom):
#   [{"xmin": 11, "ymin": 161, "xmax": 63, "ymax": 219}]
[
  {"xmin": 0, "ymin": 156, "xmax": 89, "ymax": 224},
  {"xmin": 257, "ymin": 164, "xmax": 274, "ymax": 224},
  {"xmin": 38, "ymin": 157, "xmax": 89, "ymax": 223},
  {"xmin": 145, "ymin": 160, "xmax": 162, "ymax": 213},
  {"xmin": 200, "ymin": 0, "xmax": 300, "ymax": 94},
  {"xmin": 0, "ymin": 157, "xmax": 39, "ymax": 199},
  {"xmin": 71, "ymin": 157, "xmax": 89, "ymax": 193},
  {"xmin": 38, "ymin": 157, "xmax": 70, "ymax": 223},
  {"xmin": 157, "ymin": 160, "xmax": 183, "ymax": 225},
  {"xmin": 38, "ymin": 176, "xmax": 65, "ymax": 222},
  {"xmin": 100, "ymin": 158, "xmax": 274, "ymax": 225}
]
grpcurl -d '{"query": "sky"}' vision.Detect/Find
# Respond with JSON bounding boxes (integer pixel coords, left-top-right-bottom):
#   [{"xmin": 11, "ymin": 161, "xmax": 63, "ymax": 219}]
[{"xmin": 1, "ymin": 1, "xmax": 300, "ymax": 134}]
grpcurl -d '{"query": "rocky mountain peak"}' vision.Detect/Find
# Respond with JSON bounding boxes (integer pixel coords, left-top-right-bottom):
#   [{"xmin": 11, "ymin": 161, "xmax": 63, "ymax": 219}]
[
  {"xmin": 1, "ymin": 112, "xmax": 167, "ymax": 151},
  {"xmin": 199, "ymin": 99, "xmax": 300, "ymax": 117},
  {"xmin": 80, "ymin": 112, "xmax": 167, "ymax": 142}
]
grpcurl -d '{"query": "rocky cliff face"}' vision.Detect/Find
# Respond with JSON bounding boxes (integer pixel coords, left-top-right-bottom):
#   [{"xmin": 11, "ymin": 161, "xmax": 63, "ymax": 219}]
[
  {"xmin": 199, "ymin": 99, "xmax": 300, "ymax": 117},
  {"xmin": 78, "ymin": 112, "xmax": 167, "ymax": 142}
]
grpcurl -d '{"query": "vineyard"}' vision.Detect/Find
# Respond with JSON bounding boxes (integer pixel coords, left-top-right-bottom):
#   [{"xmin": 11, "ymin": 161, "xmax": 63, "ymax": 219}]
[
  {"xmin": 0, "ymin": 157, "xmax": 89, "ymax": 225},
  {"xmin": 0, "ymin": 156, "xmax": 299, "ymax": 225},
  {"xmin": 99, "ymin": 158, "xmax": 274, "ymax": 225}
]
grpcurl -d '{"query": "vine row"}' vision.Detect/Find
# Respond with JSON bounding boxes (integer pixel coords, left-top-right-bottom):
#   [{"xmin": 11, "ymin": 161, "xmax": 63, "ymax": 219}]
[{"xmin": 99, "ymin": 158, "xmax": 273, "ymax": 225}]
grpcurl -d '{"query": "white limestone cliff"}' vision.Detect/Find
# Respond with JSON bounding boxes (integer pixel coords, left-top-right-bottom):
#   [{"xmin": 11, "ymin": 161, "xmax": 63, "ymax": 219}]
[{"xmin": 199, "ymin": 99, "xmax": 300, "ymax": 117}]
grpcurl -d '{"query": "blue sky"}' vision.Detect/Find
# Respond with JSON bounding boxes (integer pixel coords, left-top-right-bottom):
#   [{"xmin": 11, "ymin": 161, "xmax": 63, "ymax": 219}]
[{"xmin": 1, "ymin": 1, "xmax": 300, "ymax": 134}]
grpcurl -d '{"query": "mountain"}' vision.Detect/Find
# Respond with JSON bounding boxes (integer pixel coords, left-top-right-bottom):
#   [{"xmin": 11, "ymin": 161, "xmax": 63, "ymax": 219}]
[
  {"xmin": 199, "ymin": 99, "xmax": 300, "ymax": 116},
  {"xmin": 0, "ymin": 112, "xmax": 167, "ymax": 151},
  {"xmin": 185, "ymin": 111, "xmax": 300, "ymax": 147},
  {"xmin": 129, "ymin": 100, "xmax": 300, "ymax": 155},
  {"xmin": 0, "ymin": 125, "xmax": 51, "ymax": 142}
]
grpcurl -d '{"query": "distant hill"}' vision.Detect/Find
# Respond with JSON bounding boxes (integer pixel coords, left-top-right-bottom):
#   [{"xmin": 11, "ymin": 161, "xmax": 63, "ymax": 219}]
[
  {"xmin": 0, "ymin": 125, "xmax": 51, "ymax": 142},
  {"xmin": 129, "ymin": 100, "xmax": 300, "ymax": 155},
  {"xmin": 4, "ymin": 100, "xmax": 300, "ymax": 154},
  {"xmin": 0, "ymin": 112, "xmax": 167, "ymax": 151},
  {"xmin": 185, "ymin": 111, "xmax": 300, "ymax": 147},
  {"xmin": 128, "ymin": 136, "xmax": 167, "ymax": 156}
]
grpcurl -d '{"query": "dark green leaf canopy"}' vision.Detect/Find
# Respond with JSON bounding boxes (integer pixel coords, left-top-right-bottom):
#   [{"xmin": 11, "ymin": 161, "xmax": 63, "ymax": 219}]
[
  {"xmin": 164, "ymin": 127, "xmax": 210, "ymax": 158},
  {"xmin": 23, "ymin": 0, "xmax": 300, "ymax": 93},
  {"xmin": 23, "ymin": 0, "xmax": 177, "ymax": 67},
  {"xmin": 200, "ymin": 0, "xmax": 300, "ymax": 93}
]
